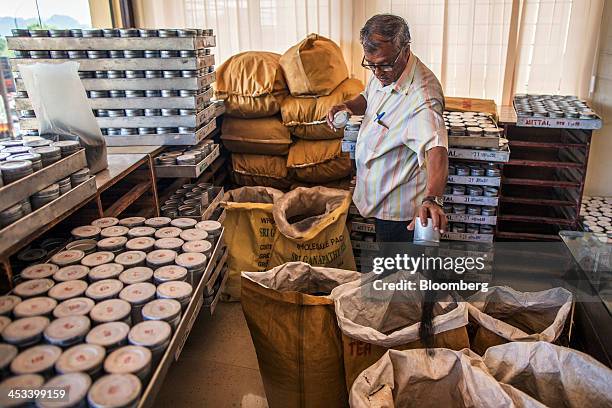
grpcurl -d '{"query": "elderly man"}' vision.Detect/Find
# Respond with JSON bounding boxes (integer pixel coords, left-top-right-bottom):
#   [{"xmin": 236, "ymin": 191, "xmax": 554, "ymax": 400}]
[{"xmin": 328, "ymin": 14, "xmax": 448, "ymax": 243}]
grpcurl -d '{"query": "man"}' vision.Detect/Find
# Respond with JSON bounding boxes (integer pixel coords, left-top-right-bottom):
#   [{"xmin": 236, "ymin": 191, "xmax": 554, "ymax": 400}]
[{"xmin": 328, "ymin": 14, "xmax": 448, "ymax": 243}]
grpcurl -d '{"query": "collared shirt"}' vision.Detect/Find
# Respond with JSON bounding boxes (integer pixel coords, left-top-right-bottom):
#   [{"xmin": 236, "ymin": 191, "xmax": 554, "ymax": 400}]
[{"xmin": 353, "ymin": 52, "xmax": 448, "ymax": 221}]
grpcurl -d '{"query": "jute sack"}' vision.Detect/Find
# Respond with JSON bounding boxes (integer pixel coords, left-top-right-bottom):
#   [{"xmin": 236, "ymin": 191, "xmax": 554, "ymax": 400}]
[
  {"xmin": 467, "ymin": 286, "xmax": 573, "ymax": 355},
  {"xmin": 221, "ymin": 187, "xmax": 284, "ymax": 300},
  {"xmin": 290, "ymin": 177, "xmax": 352, "ymax": 191},
  {"xmin": 446, "ymin": 96, "xmax": 498, "ymax": 121},
  {"xmin": 483, "ymin": 342, "xmax": 612, "ymax": 408},
  {"xmin": 231, "ymin": 153, "xmax": 292, "ymax": 190},
  {"xmin": 331, "ymin": 271, "xmax": 470, "ymax": 389},
  {"xmin": 281, "ymin": 78, "xmax": 364, "ymax": 139},
  {"xmin": 221, "ymin": 116, "xmax": 292, "ymax": 156},
  {"xmin": 215, "ymin": 51, "xmax": 288, "ymax": 118},
  {"xmin": 287, "ymin": 139, "xmax": 352, "ymax": 183},
  {"xmin": 270, "ymin": 187, "xmax": 355, "ymax": 270},
  {"xmin": 241, "ymin": 262, "xmax": 361, "ymax": 408},
  {"xmin": 350, "ymin": 348, "xmax": 546, "ymax": 408},
  {"xmin": 280, "ymin": 34, "xmax": 348, "ymax": 97}
]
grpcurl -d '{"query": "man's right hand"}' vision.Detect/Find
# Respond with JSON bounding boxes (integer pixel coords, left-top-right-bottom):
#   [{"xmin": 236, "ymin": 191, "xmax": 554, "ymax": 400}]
[{"xmin": 326, "ymin": 104, "xmax": 352, "ymax": 130}]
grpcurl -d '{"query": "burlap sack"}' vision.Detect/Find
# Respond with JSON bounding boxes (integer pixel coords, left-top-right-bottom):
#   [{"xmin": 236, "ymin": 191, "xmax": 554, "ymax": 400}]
[
  {"xmin": 483, "ymin": 342, "xmax": 612, "ymax": 408},
  {"xmin": 215, "ymin": 51, "xmax": 288, "ymax": 118},
  {"xmin": 445, "ymin": 96, "xmax": 498, "ymax": 121},
  {"xmin": 270, "ymin": 187, "xmax": 355, "ymax": 270},
  {"xmin": 281, "ymin": 78, "xmax": 364, "ymax": 139},
  {"xmin": 287, "ymin": 139, "xmax": 352, "ymax": 183},
  {"xmin": 231, "ymin": 153, "xmax": 292, "ymax": 190},
  {"xmin": 350, "ymin": 348, "xmax": 546, "ymax": 408},
  {"xmin": 467, "ymin": 286, "xmax": 573, "ymax": 355},
  {"xmin": 280, "ymin": 34, "xmax": 348, "ymax": 97},
  {"xmin": 290, "ymin": 177, "xmax": 352, "ymax": 191},
  {"xmin": 241, "ymin": 262, "xmax": 361, "ymax": 408},
  {"xmin": 331, "ymin": 271, "xmax": 470, "ymax": 389},
  {"xmin": 221, "ymin": 116, "xmax": 292, "ymax": 156},
  {"xmin": 221, "ymin": 187, "xmax": 284, "ymax": 300}
]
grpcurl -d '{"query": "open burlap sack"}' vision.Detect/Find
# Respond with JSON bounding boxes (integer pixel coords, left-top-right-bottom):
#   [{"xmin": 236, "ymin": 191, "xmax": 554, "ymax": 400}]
[
  {"xmin": 287, "ymin": 139, "xmax": 352, "ymax": 183},
  {"xmin": 290, "ymin": 177, "xmax": 352, "ymax": 191},
  {"xmin": 231, "ymin": 153, "xmax": 292, "ymax": 190},
  {"xmin": 331, "ymin": 271, "xmax": 470, "ymax": 389},
  {"xmin": 215, "ymin": 51, "xmax": 288, "ymax": 118},
  {"xmin": 281, "ymin": 78, "xmax": 364, "ymax": 139},
  {"xmin": 270, "ymin": 187, "xmax": 355, "ymax": 270},
  {"xmin": 483, "ymin": 341, "xmax": 612, "ymax": 408},
  {"xmin": 241, "ymin": 262, "xmax": 361, "ymax": 408},
  {"xmin": 280, "ymin": 34, "xmax": 348, "ymax": 97},
  {"xmin": 221, "ymin": 116, "xmax": 292, "ymax": 156},
  {"xmin": 467, "ymin": 286, "xmax": 573, "ymax": 355},
  {"xmin": 221, "ymin": 187, "xmax": 284, "ymax": 300},
  {"xmin": 350, "ymin": 348, "xmax": 546, "ymax": 408}
]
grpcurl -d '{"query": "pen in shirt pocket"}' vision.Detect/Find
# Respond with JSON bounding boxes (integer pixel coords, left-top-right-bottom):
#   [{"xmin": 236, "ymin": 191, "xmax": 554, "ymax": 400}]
[{"xmin": 374, "ymin": 111, "xmax": 388, "ymax": 129}]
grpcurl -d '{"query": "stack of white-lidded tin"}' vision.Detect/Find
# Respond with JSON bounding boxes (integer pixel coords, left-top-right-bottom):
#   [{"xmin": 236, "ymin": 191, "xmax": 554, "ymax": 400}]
[{"xmin": 581, "ymin": 196, "xmax": 612, "ymax": 236}]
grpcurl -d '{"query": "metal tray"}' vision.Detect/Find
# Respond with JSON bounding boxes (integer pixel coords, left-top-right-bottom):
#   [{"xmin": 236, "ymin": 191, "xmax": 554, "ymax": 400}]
[
  {"xmin": 0, "ymin": 149, "xmax": 86, "ymax": 213},
  {"xmin": 448, "ymin": 146, "xmax": 510, "ymax": 162},
  {"xmin": 447, "ymin": 213, "xmax": 497, "ymax": 225},
  {"xmin": 515, "ymin": 115, "xmax": 602, "ymax": 129},
  {"xmin": 104, "ymin": 119, "xmax": 216, "ymax": 146},
  {"xmin": 10, "ymin": 55, "xmax": 215, "ymax": 71},
  {"xmin": 448, "ymin": 136, "xmax": 505, "ymax": 149},
  {"xmin": 443, "ymin": 194, "xmax": 499, "ymax": 206},
  {"xmin": 441, "ymin": 231, "xmax": 494, "ymax": 243},
  {"xmin": 7, "ymin": 35, "xmax": 216, "ymax": 50},
  {"xmin": 447, "ymin": 174, "xmax": 501, "ymax": 187},
  {"xmin": 155, "ymin": 144, "xmax": 220, "ymax": 178}
]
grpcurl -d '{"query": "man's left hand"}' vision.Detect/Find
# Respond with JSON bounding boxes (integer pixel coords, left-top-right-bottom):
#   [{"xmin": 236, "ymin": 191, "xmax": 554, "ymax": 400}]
[{"xmin": 407, "ymin": 201, "xmax": 448, "ymax": 233}]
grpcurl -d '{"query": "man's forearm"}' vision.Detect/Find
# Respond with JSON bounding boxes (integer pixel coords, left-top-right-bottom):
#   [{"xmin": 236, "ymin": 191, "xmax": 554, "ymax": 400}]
[
  {"xmin": 424, "ymin": 146, "xmax": 448, "ymax": 197},
  {"xmin": 345, "ymin": 95, "xmax": 367, "ymax": 116}
]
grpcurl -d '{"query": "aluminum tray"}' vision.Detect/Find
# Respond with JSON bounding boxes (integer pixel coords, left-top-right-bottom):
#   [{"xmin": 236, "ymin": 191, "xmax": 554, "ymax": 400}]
[
  {"xmin": 10, "ymin": 55, "xmax": 215, "ymax": 71},
  {"xmin": 441, "ymin": 231, "xmax": 494, "ymax": 243},
  {"xmin": 7, "ymin": 35, "xmax": 216, "ymax": 50},
  {"xmin": 448, "ymin": 146, "xmax": 510, "ymax": 162},
  {"xmin": 448, "ymin": 136, "xmax": 505, "ymax": 149},
  {"xmin": 155, "ymin": 144, "xmax": 220, "ymax": 178},
  {"xmin": 447, "ymin": 213, "xmax": 497, "ymax": 225},
  {"xmin": 443, "ymin": 194, "xmax": 499, "ymax": 206},
  {"xmin": 104, "ymin": 119, "xmax": 216, "ymax": 146},
  {"xmin": 447, "ymin": 174, "xmax": 501, "ymax": 187},
  {"xmin": 515, "ymin": 115, "xmax": 602, "ymax": 129}
]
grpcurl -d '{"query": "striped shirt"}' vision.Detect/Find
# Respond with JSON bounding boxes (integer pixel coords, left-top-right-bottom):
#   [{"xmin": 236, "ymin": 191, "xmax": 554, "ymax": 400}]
[{"xmin": 353, "ymin": 52, "xmax": 448, "ymax": 221}]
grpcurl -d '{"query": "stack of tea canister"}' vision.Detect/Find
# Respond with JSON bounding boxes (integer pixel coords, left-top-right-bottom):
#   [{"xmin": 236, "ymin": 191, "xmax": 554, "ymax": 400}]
[
  {"xmin": 155, "ymin": 140, "xmax": 216, "ymax": 167},
  {"xmin": 8, "ymin": 27, "xmax": 219, "ymax": 146},
  {"xmin": 160, "ymin": 177, "xmax": 223, "ymax": 219},
  {"xmin": 581, "ymin": 196, "xmax": 612, "ymax": 235},
  {"xmin": 0, "ymin": 215, "xmax": 225, "ymax": 408}
]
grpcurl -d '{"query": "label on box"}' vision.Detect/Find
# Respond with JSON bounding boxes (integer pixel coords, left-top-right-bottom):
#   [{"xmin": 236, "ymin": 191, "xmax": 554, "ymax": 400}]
[
  {"xmin": 447, "ymin": 214, "xmax": 497, "ymax": 225},
  {"xmin": 352, "ymin": 221, "xmax": 376, "ymax": 234},
  {"xmin": 441, "ymin": 232, "xmax": 494, "ymax": 243},
  {"xmin": 448, "ymin": 148, "xmax": 510, "ymax": 162},
  {"xmin": 443, "ymin": 195, "xmax": 499, "ymax": 206},
  {"xmin": 516, "ymin": 116, "xmax": 602, "ymax": 130},
  {"xmin": 447, "ymin": 175, "xmax": 501, "ymax": 187}
]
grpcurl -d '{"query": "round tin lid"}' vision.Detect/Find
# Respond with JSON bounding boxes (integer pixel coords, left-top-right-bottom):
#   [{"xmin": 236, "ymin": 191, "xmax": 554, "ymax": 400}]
[
  {"xmin": 171, "ymin": 218, "xmax": 197, "ymax": 229},
  {"xmin": 0, "ymin": 374, "xmax": 45, "ymax": 407},
  {"xmin": 144, "ymin": 217, "xmax": 171, "ymax": 228},
  {"xmin": 55, "ymin": 344, "xmax": 105, "ymax": 374},
  {"xmin": 51, "ymin": 250, "xmax": 85, "ymax": 266},
  {"xmin": 115, "ymin": 251, "xmax": 146, "ymax": 267},
  {"xmin": 127, "ymin": 226, "xmax": 156, "ymax": 238},
  {"xmin": 103, "ymin": 346, "xmax": 151, "ymax": 375},
  {"xmin": 154, "ymin": 237, "xmax": 184, "ymax": 250},
  {"xmin": 175, "ymin": 252, "xmax": 207, "ymax": 270},
  {"xmin": 81, "ymin": 251, "xmax": 115, "ymax": 268},
  {"xmin": 0, "ymin": 160, "xmax": 32, "ymax": 173},
  {"xmin": 37, "ymin": 373, "xmax": 91, "ymax": 408},
  {"xmin": 44, "ymin": 315, "xmax": 91, "ymax": 344},
  {"xmin": 86, "ymin": 321, "xmax": 130, "ymax": 347},
  {"xmin": 54, "ymin": 265, "xmax": 90, "ymax": 282},
  {"xmin": 2, "ymin": 316, "xmax": 49, "ymax": 344},
  {"xmin": 128, "ymin": 320, "xmax": 171, "ymax": 348},
  {"xmin": 53, "ymin": 297, "xmax": 95, "ymax": 318},
  {"xmin": 13, "ymin": 278, "xmax": 55, "ymax": 298},
  {"xmin": 0, "ymin": 315, "xmax": 11, "ymax": 333},
  {"xmin": 86, "ymin": 279, "xmax": 124, "ymax": 300},
  {"xmin": 153, "ymin": 265, "xmax": 188, "ymax": 283},
  {"xmin": 0, "ymin": 343, "xmax": 18, "ymax": 370},
  {"xmin": 100, "ymin": 226, "xmax": 130, "ymax": 238},
  {"xmin": 125, "ymin": 237, "xmax": 156, "ymax": 251},
  {"xmin": 146, "ymin": 249, "xmax": 177, "ymax": 266},
  {"xmin": 119, "ymin": 283, "xmax": 156, "ymax": 305},
  {"xmin": 71, "ymin": 225, "xmax": 101, "ymax": 239},
  {"xmin": 118, "ymin": 217, "xmax": 146, "ymax": 228},
  {"xmin": 21, "ymin": 263, "xmax": 58, "ymax": 280},
  {"xmin": 119, "ymin": 267, "xmax": 153, "ymax": 285},
  {"xmin": 182, "ymin": 240, "xmax": 212, "ymax": 254},
  {"xmin": 141, "ymin": 299, "xmax": 181, "ymax": 321},
  {"xmin": 11, "ymin": 345, "xmax": 61, "ymax": 374},
  {"xmin": 97, "ymin": 236, "xmax": 128, "ymax": 251},
  {"xmin": 89, "ymin": 263, "xmax": 124, "ymax": 281},
  {"xmin": 13, "ymin": 296, "xmax": 57, "ymax": 318},
  {"xmin": 195, "ymin": 220, "xmax": 221, "ymax": 233},
  {"xmin": 91, "ymin": 217, "xmax": 119, "ymax": 228},
  {"xmin": 154, "ymin": 227, "xmax": 182, "ymax": 239},
  {"xmin": 88, "ymin": 374, "xmax": 142, "ymax": 408},
  {"xmin": 0, "ymin": 295, "xmax": 21, "ymax": 315},
  {"xmin": 90, "ymin": 299, "xmax": 131, "ymax": 323},
  {"xmin": 179, "ymin": 229, "xmax": 208, "ymax": 242},
  {"xmin": 66, "ymin": 239, "xmax": 98, "ymax": 253},
  {"xmin": 48, "ymin": 280, "xmax": 88, "ymax": 301},
  {"xmin": 32, "ymin": 183, "xmax": 60, "ymax": 198},
  {"xmin": 156, "ymin": 281, "xmax": 192, "ymax": 300}
]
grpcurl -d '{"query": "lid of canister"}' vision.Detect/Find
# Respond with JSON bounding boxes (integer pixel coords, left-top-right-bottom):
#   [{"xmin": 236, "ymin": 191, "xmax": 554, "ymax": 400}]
[
  {"xmin": 171, "ymin": 218, "xmax": 197, "ymax": 229},
  {"xmin": 86, "ymin": 321, "xmax": 130, "ymax": 347},
  {"xmin": 51, "ymin": 250, "xmax": 85, "ymax": 266},
  {"xmin": 127, "ymin": 226, "xmax": 156, "ymax": 238},
  {"xmin": 89, "ymin": 263, "xmax": 124, "ymax": 281},
  {"xmin": 100, "ymin": 226, "xmax": 130, "ymax": 238},
  {"xmin": 65, "ymin": 239, "xmax": 98, "ymax": 253},
  {"xmin": 153, "ymin": 265, "xmax": 188, "ymax": 282},
  {"xmin": 119, "ymin": 283, "xmax": 156, "ymax": 305},
  {"xmin": 0, "ymin": 343, "xmax": 17, "ymax": 370},
  {"xmin": 53, "ymin": 297, "xmax": 95, "ymax": 318},
  {"xmin": 81, "ymin": 251, "xmax": 115, "ymax": 268},
  {"xmin": 88, "ymin": 373, "xmax": 142, "ymax": 408},
  {"xmin": 146, "ymin": 249, "xmax": 177, "ymax": 266},
  {"xmin": 142, "ymin": 299, "xmax": 181, "ymax": 321},
  {"xmin": 179, "ymin": 229, "xmax": 208, "ymax": 241},
  {"xmin": 2, "ymin": 316, "xmax": 49, "ymax": 344},
  {"xmin": 21, "ymin": 263, "xmax": 58, "ymax": 280},
  {"xmin": 86, "ymin": 279, "xmax": 124, "ymax": 300},
  {"xmin": 54, "ymin": 265, "xmax": 90, "ymax": 282},
  {"xmin": 156, "ymin": 281, "xmax": 192, "ymax": 300},
  {"xmin": 175, "ymin": 252, "xmax": 207, "ymax": 270},
  {"xmin": 119, "ymin": 267, "xmax": 153, "ymax": 285},
  {"xmin": 13, "ymin": 279, "xmax": 55, "ymax": 298},
  {"xmin": 118, "ymin": 217, "xmax": 146, "ymax": 228},
  {"xmin": 36, "ymin": 373, "xmax": 92, "ymax": 408},
  {"xmin": 48, "ymin": 280, "xmax": 88, "ymax": 301},
  {"xmin": 103, "ymin": 346, "xmax": 151, "ymax": 375},
  {"xmin": 144, "ymin": 217, "xmax": 171, "ymax": 228},
  {"xmin": 0, "ymin": 315, "xmax": 10, "ymax": 333},
  {"xmin": 128, "ymin": 320, "xmax": 171, "ymax": 348},
  {"xmin": 115, "ymin": 251, "xmax": 146, "ymax": 267},
  {"xmin": 125, "ymin": 237, "xmax": 156, "ymax": 252},
  {"xmin": 195, "ymin": 220, "xmax": 221, "ymax": 234},
  {"xmin": 97, "ymin": 236, "xmax": 128, "ymax": 251},
  {"xmin": 13, "ymin": 296, "xmax": 57, "ymax": 318},
  {"xmin": 154, "ymin": 227, "xmax": 182, "ymax": 239},
  {"xmin": 11, "ymin": 345, "xmax": 61, "ymax": 374},
  {"xmin": 182, "ymin": 240, "xmax": 212, "ymax": 254},
  {"xmin": 55, "ymin": 343, "xmax": 105, "ymax": 374},
  {"xmin": 0, "ymin": 295, "xmax": 21, "ymax": 315},
  {"xmin": 90, "ymin": 299, "xmax": 131, "ymax": 323},
  {"xmin": 0, "ymin": 374, "xmax": 45, "ymax": 407},
  {"xmin": 91, "ymin": 217, "xmax": 119, "ymax": 228},
  {"xmin": 44, "ymin": 315, "xmax": 90, "ymax": 345},
  {"xmin": 71, "ymin": 225, "xmax": 101, "ymax": 239},
  {"xmin": 154, "ymin": 237, "xmax": 184, "ymax": 250}
]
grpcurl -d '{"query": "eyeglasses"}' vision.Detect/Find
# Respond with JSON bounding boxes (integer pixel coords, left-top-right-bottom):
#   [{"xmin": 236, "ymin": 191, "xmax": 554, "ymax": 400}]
[{"xmin": 361, "ymin": 47, "xmax": 406, "ymax": 72}]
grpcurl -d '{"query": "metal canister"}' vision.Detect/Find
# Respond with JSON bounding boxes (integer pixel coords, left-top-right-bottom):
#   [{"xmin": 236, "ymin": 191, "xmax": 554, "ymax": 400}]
[
  {"xmin": 119, "ymin": 217, "xmax": 146, "ymax": 228},
  {"xmin": 483, "ymin": 187, "xmax": 498, "ymax": 197},
  {"xmin": 115, "ymin": 251, "xmax": 147, "ymax": 269},
  {"xmin": 126, "ymin": 90, "xmax": 145, "ymax": 98},
  {"xmin": 181, "ymin": 69, "xmax": 197, "ymax": 77},
  {"xmin": 30, "ymin": 50, "xmax": 51, "ymax": 59},
  {"xmin": 0, "ymin": 295, "xmax": 21, "ymax": 316},
  {"xmin": 467, "ymin": 185, "xmax": 483, "ymax": 197},
  {"xmin": 81, "ymin": 251, "xmax": 115, "ymax": 268},
  {"xmin": 89, "ymin": 263, "xmax": 124, "ymax": 282},
  {"xmin": 485, "ymin": 166, "xmax": 501, "ymax": 177},
  {"xmin": 160, "ymin": 50, "xmax": 179, "ymax": 58},
  {"xmin": 138, "ymin": 128, "xmax": 156, "ymax": 135},
  {"xmin": 145, "ymin": 249, "xmax": 177, "ymax": 269},
  {"xmin": 92, "ymin": 217, "xmax": 119, "ymax": 228},
  {"xmin": 100, "ymin": 226, "xmax": 130, "ymax": 238},
  {"xmin": 160, "ymin": 89, "xmax": 179, "ymax": 97},
  {"xmin": 86, "ymin": 321, "xmax": 130, "ymax": 352},
  {"xmin": 96, "ymin": 237, "xmax": 128, "ymax": 254},
  {"xmin": 38, "ymin": 372, "xmax": 92, "ymax": 408},
  {"xmin": 175, "ymin": 252, "xmax": 207, "ymax": 286},
  {"xmin": 89, "ymin": 90, "xmax": 109, "ymax": 98},
  {"xmin": 53, "ymin": 297, "xmax": 95, "ymax": 318},
  {"xmin": 11, "ymin": 28, "xmax": 30, "ymax": 36},
  {"xmin": 452, "ymin": 223, "xmax": 466, "ymax": 233},
  {"xmin": 119, "ymin": 28, "xmax": 139, "ymax": 37},
  {"xmin": 0, "ymin": 374, "xmax": 45, "ymax": 407},
  {"xmin": 86, "ymin": 279, "xmax": 124, "ymax": 302},
  {"xmin": 156, "ymin": 281, "xmax": 192, "ymax": 310},
  {"xmin": 158, "ymin": 29, "xmax": 178, "ymax": 37},
  {"xmin": 71, "ymin": 225, "xmax": 102, "ymax": 240},
  {"xmin": 31, "ymin": 183, "xmax": 60, "ymax": 210},
  {"xmin": 21, "ymin": 263, "xmax": 58, "ymax": 280},
  {"xmin": 128, "ymin": 320, "xmax": 171, "ymax": 364},
  {"xmin": 467, "ymin": 205, "xmax": 482, "ymax": 216},
  {"xmin": 124, "ymin": 237, "xmax": 155, "ymax": 253},
  {"xmin": 108, "ymin": 50, "xmax": 123, "ymax": 58},
  {"xmin": 154, "ymin": 227, "xmax": 182, "ymax": 239},
  {"xmin": 144, "ymin": 70, "xmax": 162, "ymax": 78},
  {"xmin": 171, "ymin": 218, "xmax": 197, "ymax": 230},
  {"xmin": 0, "ymin": 343, "xmax": 17, "ymax": 378},
  {"xmin": 145, "ymin": 90, "xmax": 161, "ymax": 97},
  {"xmin": 53, "ymin": 265, "xmax": 89, "ymax": 283},
  {"xmin": 0, "ymin": 203, "xmax": 23, "ymax": 228},
  {"xmin": 1, "ymin": 160, "xmax": 33, "ymax": 184},
  {"xmin": 34, "ymin": 146, "xmax": 62, "ymax": 166},
  {"xmin": 413, "ymin": 218, "xmax": 440, "ymax": 246},
  {"xmin": 451, "ymin": 185, "xmax": 466, "ymax": 196},
  {"xmin": 87, "ymin": 50, "xmax": 109, "ymax": 59},
  {"xmin": 119, "ymin": 267, "xmax": 153, "ymax": 285},
  {"xmin": 179, "ymin": 89, "xmax": 197, "ymax": 97},
  {"xmin": 17, "ymin": 247, "xmax": 47, "ymax": 264},
  {"xmin": 109, "ymin": 90, "xmax": 126, "ymax": 98},
  {"xmin": 48, "ymin": 280, "xmax": 88, "ymax": 301},
  {"xmin": 123, "ymin": 50, "xmax": 144, "ymax": 58},
  {"xmin": 11, "ymin": 344, "xmax": 61, "ymax": 377},
  {"xmin": 141, "ymin": 299, "xmax": 181, "ymax": 331},
  {"xmin": 51, "ymin": 250, "xmax": 86, "ymax": 269},
  {"xmin": 139, "ymin": 29, "xmax": 158, "ymax": 37},
  {"xmin": 13, "ymin": 279, "xmax": 55, "ymax": 299},
  {"xmin": 455, "ymin": 165, "xmax": 470, "ymax": 176},
  {"xmin": 102, "ymin": 28, "xmax": 119, "ymax": 37},
  {"xmin": 182, "ymin": 240, "xmax": 212, "ymax": 258},
  {"xmin": 90, "ymin": 298, "xmax": 131, "ymax": 326},
  {"xmin": 153, "ymin": 238, "xmax": 184, "ymax": 252},
  {"xmin": 119, "ymin": 283, "xmax": 156, "ymax": 324},
  {"xmin": 163, "ymin": 70, "xmax": 182, "ymax": 78},
  {"xmin": 153, "ymin": 265, "xmax": 188, "ymax": 285},
  {"xmin": 82, "ymin": 29, "xmax": 103, "ymax": 37},
  {"xmin": 49, "ymin": 50, "xmax": 69, "ymax": 59},
  {"xmin": 2, "ymin": 316, "xmax": 49, "ymax": 347},
  {"xmin": 480, "ymin": 225, "xmax": 494, "ymax": 234},
  {"xmin": 102, "ymin": 348, "xmax": 151, "ymax": 384},
  {"xmin": 481, "ymin": 206, "xmax": 497, "ymax": 216},
  {"xmin": 127, "ymin": 227, "xmax": 156, "ymax": 239},
  {"xmin": 13, "ymin": 297, "xmax": 57, "ymax": 318},
  {"xmin": 43, "ymin": 315, "xmax": 90, "ymax": 347},
  {"xmin": 466, "ymin": 224, "xmax": 480, "ymax": 234},
  {"xmin": 124, "ymin": 69, "xmax": 144, "ymax": 78},
  {"xmin": 58, "ymin": 177, "xmax": 72, "ymax": 194},
  {"xmin": 452, "ymin": 204, "xmax": 467, "ymax": 215},
  {"xmin": 144, "ymin": 217, "xmax": 171, "ymax": 228}
]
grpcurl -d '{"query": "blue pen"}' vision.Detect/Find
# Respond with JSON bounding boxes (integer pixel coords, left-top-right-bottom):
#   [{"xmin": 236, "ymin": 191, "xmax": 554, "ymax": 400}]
[{"xmin": 375, "ymin": 112, "xmax": 386, "ymax": 122}]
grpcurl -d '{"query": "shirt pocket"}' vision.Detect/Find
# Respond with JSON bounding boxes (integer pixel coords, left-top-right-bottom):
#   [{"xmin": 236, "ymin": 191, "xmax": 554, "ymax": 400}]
[{"xmin": 356, "ymin": 121, "xmax": 390, "ymax": 168}]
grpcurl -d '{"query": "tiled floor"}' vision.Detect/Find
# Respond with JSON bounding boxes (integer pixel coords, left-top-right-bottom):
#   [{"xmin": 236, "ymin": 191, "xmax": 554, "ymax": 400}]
[{"xmin": 155, "ymin": 302, "xmax": 268, "ymax": 407}]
